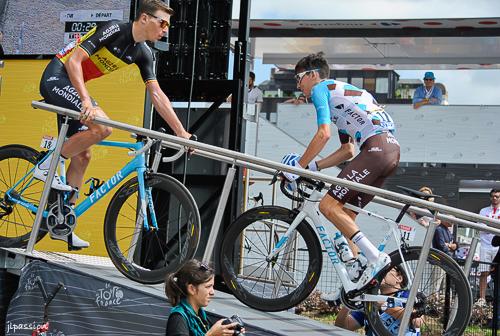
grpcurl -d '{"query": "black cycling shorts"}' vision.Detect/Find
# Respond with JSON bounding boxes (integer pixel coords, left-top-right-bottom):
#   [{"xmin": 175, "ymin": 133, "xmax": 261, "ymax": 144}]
[
  {"xmin": 39, "ymin": 58, "xmax": 98, "ymax": 137},
  {"xmin": 327, "ymin": 132, "xmax": 400, "ymax": 209}
]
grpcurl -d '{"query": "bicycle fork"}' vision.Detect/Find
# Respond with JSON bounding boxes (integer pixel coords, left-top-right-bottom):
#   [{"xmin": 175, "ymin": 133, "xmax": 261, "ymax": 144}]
[{"xmin": 125, "ymin": 170, "xmax": 159, "ymax": 262}]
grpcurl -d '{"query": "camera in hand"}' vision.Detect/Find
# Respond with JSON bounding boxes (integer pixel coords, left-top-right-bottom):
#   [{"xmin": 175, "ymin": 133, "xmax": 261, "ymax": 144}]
[{"xmin": 222, "ymin": 314, "xmax": 244, "ymax": 335}]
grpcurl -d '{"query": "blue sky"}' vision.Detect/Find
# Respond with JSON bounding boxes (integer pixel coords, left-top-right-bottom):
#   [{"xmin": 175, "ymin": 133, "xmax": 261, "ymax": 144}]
[{"xmin": 232, "ymin": 0, "xmax": 500, "ymax": 105}]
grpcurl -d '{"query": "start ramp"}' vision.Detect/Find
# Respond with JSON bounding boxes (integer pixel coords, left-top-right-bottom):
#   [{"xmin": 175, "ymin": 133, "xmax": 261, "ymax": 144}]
[{"xmin": 1, "ymin": 248, "xmax": 356, "ymax": 336}]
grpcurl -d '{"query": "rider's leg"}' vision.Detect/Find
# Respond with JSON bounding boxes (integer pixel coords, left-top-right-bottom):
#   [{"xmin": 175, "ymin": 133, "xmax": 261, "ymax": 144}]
[
  {"xmin": 319, "ymin": 194, "xmax": 379, "ymax": 263},
  {"xmin": 66, "ymin": 149, "xmax": 91, "ymax": 202},
  {"xmin": 60, "ymin": 107, "xmax": 112, "ymax": 159}
]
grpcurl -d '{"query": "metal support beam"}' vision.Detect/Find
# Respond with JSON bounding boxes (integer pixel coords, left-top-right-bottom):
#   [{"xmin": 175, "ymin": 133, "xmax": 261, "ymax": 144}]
[
  {"xmin": 30, "ymin": 101, "xmax": 500, "ymax": 233},
  {"xmin": 398, "ymin": 215, "xmax": 439, "ymax": 336},
  {"xmin": 202, "ymin": 166, "xmax": 236, "ymax": 263},
  {"xmin": 26, "ymin": 118, "xmax": 69, "ymax": 253}
]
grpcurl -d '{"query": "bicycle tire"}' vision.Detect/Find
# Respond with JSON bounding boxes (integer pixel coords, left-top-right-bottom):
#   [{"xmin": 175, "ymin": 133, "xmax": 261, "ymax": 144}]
[
  {"xmin": 365, "ymin": 246, "xmax": 472, "ymax": 336},
  {"xmin": 219, "ymin": 205, "xmax": 322, "ymax": 312},
  {"xmin": 104, "ymin": 172, "xmax": 201, "ymax": 284},
  {"xmin": 0, "ymin": 144, "xmax": 50, "ymax": 247}
]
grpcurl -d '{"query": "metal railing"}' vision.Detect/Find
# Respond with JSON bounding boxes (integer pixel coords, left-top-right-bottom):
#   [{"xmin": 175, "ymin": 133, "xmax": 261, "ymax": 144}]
[{"xmin": 30, "ymin": 101, "xmax": 500, "ymax": 335}]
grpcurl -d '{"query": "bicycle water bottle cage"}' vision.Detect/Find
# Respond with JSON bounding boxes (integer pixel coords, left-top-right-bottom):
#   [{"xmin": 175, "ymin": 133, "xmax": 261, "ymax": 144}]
[{"xmin": 84, "ymin": 177, "xmax": 104, "ymax": 196}]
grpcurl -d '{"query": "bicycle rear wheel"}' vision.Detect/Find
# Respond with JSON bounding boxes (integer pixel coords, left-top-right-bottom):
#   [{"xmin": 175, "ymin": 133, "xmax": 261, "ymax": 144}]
[
  {"xmin": 365, "ymin": 246, "xmax": 472, "ymax": 336},
  {"xmin": 0, "ymin": 144, "xmax": 49, "ymax": 247},
  {"xmin": 104, "ymin": 173, "xmax": 201, "ymax": 284},
  {"xmin": 219, "ymin": 206, "xmax": 322, "ymax": 312}
]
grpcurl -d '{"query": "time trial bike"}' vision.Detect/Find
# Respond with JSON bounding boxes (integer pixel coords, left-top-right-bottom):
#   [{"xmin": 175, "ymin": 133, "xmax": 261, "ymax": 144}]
[
  {"xmin": 0, "ymin": 132, "xmax": 200, "ymax": 284},
  {"xmin": 219, "ymin": 176, "xmax": 472, "ymax": 336}
]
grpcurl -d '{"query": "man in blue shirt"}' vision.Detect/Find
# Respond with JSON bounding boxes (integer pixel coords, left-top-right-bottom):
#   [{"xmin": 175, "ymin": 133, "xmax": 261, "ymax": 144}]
[{"xmin": 412, "ymin": 72, "xmax": 443, "ymax": 109}]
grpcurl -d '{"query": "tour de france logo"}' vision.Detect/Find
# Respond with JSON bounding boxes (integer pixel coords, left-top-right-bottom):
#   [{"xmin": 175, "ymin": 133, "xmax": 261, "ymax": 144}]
[
  {"xmin": 95, "ymin": 283, "xmax": 124, "ymax": 307},
  {"xmin": 24, "ymin": 273, "xmax": 38, "ymax": 291}
]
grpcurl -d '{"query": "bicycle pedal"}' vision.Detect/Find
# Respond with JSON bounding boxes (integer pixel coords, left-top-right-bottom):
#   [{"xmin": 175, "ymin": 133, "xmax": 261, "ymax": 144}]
[
  {"xmin": 347, "ymin": 279, "xmax": 380, "ymax": 299},
  {"xmin": 67, "ymin": 244, "xmax": 84, "ymax": 251}
]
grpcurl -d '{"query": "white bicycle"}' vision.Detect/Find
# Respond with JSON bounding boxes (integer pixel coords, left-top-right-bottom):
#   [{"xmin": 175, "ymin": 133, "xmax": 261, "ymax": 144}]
[{"xmin": 219, "ymin": 176, "xmax": 472, "ymax": 336}]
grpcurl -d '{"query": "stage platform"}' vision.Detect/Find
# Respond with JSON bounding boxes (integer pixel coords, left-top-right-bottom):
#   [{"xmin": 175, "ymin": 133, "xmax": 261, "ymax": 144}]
[{"xmin": 0, "ymin": 248, "xmax": 356, "ymax": 336}]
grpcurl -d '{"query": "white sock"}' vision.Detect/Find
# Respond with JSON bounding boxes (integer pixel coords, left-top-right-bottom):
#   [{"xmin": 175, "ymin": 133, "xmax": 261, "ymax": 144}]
[{"xmin": 351, "ymin": 231, "xmax": 379, "ymax": 263}]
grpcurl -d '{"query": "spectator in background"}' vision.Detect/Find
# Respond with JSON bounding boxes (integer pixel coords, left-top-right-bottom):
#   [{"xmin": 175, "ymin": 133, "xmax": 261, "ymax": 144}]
[
  {"xmin": 477, "ymin": 189, "xmax": 500, "ymax": 306},
  {"xmin": 431, "ymin": 217, "xmax": 457, "ymax": 293},
  {"xmin": 412, "ymin": 72, "xmax": 443, "ymax": 109},
  {"xmin": 247, "ymin": 71, "xmax": 263, "ymax": 104},
  {"xmin": 284, "ymin": 93, "xmax": 308, "ymax": 104},
  {"xmin": 409, "ymin": 186, "xmax": 440, "ymax": 228},
  {"xmin": 227, "ymin": 71, "xmax": 263, "ymax": 104}
]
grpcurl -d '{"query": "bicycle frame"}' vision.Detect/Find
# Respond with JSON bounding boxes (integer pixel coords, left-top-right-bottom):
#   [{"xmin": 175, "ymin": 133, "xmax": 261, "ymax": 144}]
[
  {"xmin": 5, "ymin": 139, "xmax": 158, "ymax": 231},
  {"xmin": 267, "ymin": 188, "xmax": 413, "ymax": 298}
]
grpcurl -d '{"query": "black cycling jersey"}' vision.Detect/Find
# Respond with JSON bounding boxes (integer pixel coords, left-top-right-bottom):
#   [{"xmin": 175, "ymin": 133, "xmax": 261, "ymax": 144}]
[
  {"xmin": 39, "ymin": 20, "xmax": 157, "ymax": 136},
  {"xmin": 56, "ymin": 20, "xmax": 156, "ymax": 83}
]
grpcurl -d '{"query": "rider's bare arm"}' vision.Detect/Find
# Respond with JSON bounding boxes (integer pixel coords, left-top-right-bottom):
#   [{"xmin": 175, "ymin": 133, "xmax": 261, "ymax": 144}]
[
  {"xmin": 64, "ymin": 47, "xmax": 94, "ymax": 113},
  {"xmin": 316, "ymin": 134, "xmax": 355, "ymax": 170},
  {"xmin": 146, "ymin": 81, "xmax": 190, "ymax": 139},
  {"xmin": 298, "ymin": 123, "xmax": 330, "ymax": 168}
]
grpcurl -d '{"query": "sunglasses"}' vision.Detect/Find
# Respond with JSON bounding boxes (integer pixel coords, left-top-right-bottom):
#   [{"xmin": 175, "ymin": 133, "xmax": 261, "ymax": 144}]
[
  {"xmin": 424, "ymin": 78, "xmax": 434, "ymax": 81},
  {"xmin": 295, "ymin": 68, "xmax": 320, "ymax": 84},
  {"xmin": 199, "ymin": 262, "xmax": 210, "ymax": 271},
  {"xmin": 147, "ymin": 13, "xmax": 170, "ymax": 29}
]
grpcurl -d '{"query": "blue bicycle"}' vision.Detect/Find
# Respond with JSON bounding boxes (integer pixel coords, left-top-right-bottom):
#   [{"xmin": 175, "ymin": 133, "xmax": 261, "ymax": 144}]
[{"xmin": 0, "ymin": 134, "xmax": 201, "ymax": 284}]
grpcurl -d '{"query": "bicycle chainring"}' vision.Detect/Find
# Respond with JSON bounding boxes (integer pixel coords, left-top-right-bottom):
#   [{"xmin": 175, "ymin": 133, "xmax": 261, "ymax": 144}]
[
  {"xmin": 341, "ymin": 288, "xmax": 364, "ymax": 310},
  {"xmin": 46, "ymin": 204, "xmax": 77, "ymax": 236}
]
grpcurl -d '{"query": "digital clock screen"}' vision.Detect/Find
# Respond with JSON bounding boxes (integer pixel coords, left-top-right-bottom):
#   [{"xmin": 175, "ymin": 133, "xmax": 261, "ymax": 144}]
[{"xmin": 65, "ymin": 22, "xmax": 98, "ymax": 33}]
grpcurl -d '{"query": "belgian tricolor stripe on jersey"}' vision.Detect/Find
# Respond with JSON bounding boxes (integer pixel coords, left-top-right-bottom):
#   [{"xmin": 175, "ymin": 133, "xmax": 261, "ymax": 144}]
[{"xmin": 56, "ymin": 26, "xmax": 129, "ymax": 82}]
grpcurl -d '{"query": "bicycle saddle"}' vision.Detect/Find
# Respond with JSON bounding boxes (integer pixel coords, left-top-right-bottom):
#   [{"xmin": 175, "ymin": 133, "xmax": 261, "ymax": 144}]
[{"xmin": 397, "ymin": 185, "xmax": 442, "ymax": 200}]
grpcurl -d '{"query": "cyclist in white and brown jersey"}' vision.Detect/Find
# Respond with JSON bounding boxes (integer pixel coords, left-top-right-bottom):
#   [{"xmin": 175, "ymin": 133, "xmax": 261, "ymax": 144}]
[
  {"xmin": 282, "ymin": 52, "xmax": 400, "ymax": 293},
  {"xmin": 36, "ymin": 0, "xmax": 191, "ymax": 248}
]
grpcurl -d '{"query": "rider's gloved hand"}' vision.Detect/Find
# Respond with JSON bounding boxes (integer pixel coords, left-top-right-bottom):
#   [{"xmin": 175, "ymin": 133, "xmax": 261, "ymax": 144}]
[
  {"xmin": 307, "ymin": 161, "xmax": 319, "ymax": 172},
  {"xmin": 281, "ymin": 153, "xmax": 302, "ymax": 182}
]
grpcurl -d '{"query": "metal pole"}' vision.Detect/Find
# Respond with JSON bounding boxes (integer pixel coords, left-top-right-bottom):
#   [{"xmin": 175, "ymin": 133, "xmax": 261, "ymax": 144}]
[
  {"xmin": 202, "ymin": 166, "xmax": 237, "ymax": 263},
  {"xmin": 464, "ymin": 237, "xmax": 479, "ymax": 276},
  {"xmin": 446, "ymin": 236, "xmax": 478, "ymax": 329},
  {"xmin": 398, "ymin": 214, "xmax": 439, "ymax": 336},
  {"xmin": 26, "ymin": 118, "xmax": 69, "ymax": 253},
  {"xmin": 31, "ymin": 101, "xmax": 500, "ymax": 230}
]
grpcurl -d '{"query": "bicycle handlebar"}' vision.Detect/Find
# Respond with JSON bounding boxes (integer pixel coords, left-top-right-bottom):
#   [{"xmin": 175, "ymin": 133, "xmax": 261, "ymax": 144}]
[
  {"xmin": 162, "ymin": 146, "xmax": 186, "ymax": 162},
  {"xmin": 128, "ymin": 138, "xmax": 154, "ymax": 156},
  {"xmin": 272, "ymin": 172, "xmax": 325, "ymax": 202}
]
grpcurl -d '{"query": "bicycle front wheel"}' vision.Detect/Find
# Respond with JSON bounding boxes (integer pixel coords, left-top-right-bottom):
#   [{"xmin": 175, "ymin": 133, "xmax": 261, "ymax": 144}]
[
  {"xmin": 365, "ymin": 246, "xmax": 472, "ymax": 336},
  {"xmin": 219, "ymin": 206, "xmax": 322, "ymax": 312},
  {"xmin": 104, "ymin": 173, "xmax": 201, "ymax": 284},
  {"xmin": 0, "ymin": 144, "xmax": 49, "ymax": 247}
]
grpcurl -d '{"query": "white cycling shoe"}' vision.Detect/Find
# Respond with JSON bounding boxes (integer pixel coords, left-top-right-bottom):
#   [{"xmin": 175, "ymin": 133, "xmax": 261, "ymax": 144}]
[
  {"xmin": 33, "ymin": 164, "xmax": 72, "ymax": 192},
  {"xmin": 356, "ymin": 252, "xmax": 391, "ymax": 291},
  {"xmin": 50, "ymin": 232, "xmax": 90, "ymax": 249}
]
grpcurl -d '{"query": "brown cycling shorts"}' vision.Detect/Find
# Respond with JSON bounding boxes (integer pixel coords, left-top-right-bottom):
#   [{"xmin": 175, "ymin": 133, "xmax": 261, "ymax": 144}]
[{"xmin": 327, "ymin": 132, "xmax": 400, "ymax": 209}]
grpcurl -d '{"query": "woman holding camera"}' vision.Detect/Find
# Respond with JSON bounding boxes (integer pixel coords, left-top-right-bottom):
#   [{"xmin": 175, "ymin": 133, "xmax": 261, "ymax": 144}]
[{"xmin": 165, "ymin": 259, "xmax": 242, "ymax": 336}]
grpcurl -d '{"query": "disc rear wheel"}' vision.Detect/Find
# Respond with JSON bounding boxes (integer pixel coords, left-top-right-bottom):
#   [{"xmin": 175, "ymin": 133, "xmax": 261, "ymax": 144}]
[{"xmin": 104, "ymin": 173, "xmax": 201, "ymax": 284}]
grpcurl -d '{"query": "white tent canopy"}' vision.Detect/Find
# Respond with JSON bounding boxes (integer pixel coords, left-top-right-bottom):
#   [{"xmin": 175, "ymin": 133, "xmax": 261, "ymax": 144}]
[{"xmin": 232, "ymin": 18, "xmax": 500, "ymax": 70}]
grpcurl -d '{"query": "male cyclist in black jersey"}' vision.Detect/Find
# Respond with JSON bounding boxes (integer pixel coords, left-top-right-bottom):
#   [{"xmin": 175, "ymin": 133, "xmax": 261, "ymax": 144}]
[{"xmin": 36, "ymin": 0, "xmax": 192, "ymax": 248}]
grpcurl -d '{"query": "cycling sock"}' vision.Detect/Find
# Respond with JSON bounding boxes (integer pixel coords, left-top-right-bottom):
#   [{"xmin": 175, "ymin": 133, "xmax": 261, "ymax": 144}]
[{"xmin": 351, "ymin": 231, "xmax": 379, "ymax": 263}]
